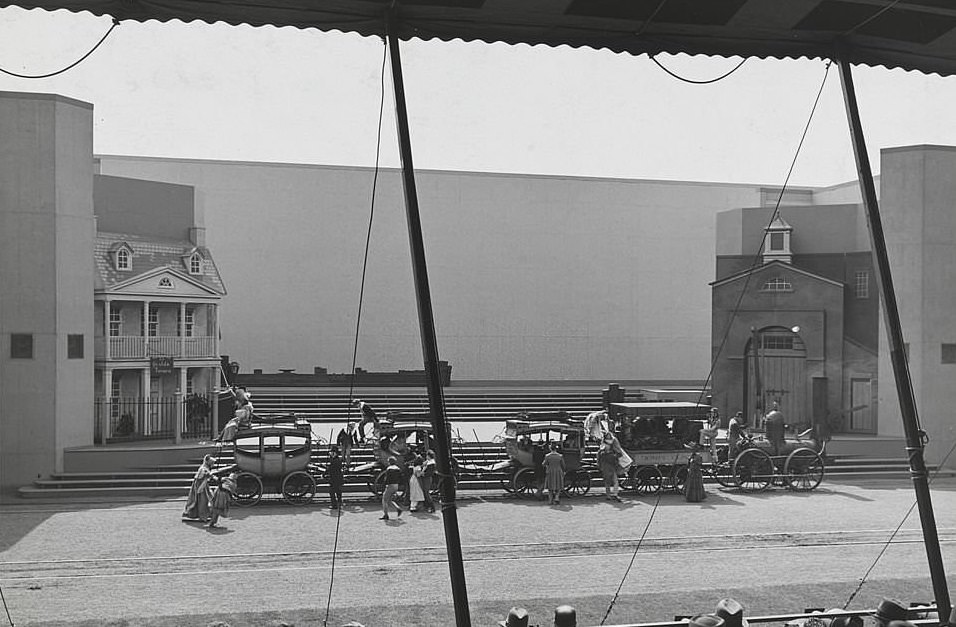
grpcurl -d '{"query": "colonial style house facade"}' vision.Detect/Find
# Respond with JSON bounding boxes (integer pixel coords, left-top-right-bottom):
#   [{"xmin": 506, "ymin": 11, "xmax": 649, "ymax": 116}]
[{"xmin": 93, "ymin": 231, "xmax": 226, "ymax": 443}]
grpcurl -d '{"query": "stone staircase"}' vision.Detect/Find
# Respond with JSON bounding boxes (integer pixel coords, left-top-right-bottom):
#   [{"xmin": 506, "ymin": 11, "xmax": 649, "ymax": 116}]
[{"xmin": 18, "ymin": 387, "xmax": 953, "ymax": 499}]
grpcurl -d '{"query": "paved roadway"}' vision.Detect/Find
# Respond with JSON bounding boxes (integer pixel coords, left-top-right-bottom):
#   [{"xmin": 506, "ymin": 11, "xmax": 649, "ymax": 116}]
[{"xmin": 1, "ymin": 477, "xmax": 955, "ymax": 627}]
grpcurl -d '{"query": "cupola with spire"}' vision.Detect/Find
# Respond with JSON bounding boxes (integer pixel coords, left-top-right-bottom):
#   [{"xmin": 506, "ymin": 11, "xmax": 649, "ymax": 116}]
[{"xmin": 762, "ymin": 213, "xmax": 793, "ymax": 264}]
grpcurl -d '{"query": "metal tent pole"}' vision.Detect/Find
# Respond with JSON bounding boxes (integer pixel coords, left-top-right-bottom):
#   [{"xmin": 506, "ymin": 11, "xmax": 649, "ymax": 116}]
[
  {"xmin": 837, "ymin": 56, "xmax": 951, "ymax": 621},
  {"xmin": 385, "ymin": 17, "xmax": 473, "ymax": 627}
]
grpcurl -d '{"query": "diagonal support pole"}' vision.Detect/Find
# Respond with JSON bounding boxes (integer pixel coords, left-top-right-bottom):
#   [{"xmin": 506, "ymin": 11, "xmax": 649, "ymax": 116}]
[
  {"xmin": 386, "ymin": 15, "xmax": 473, "ymax": 627},
  {"xmin": 837, "ymin": 55, "xmax": 951, "ymax": 622}
]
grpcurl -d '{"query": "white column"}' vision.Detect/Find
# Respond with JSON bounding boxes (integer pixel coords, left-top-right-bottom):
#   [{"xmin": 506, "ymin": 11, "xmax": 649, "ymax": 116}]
[
  {"xmin": 104, "ymin": 298, "xmax": 111, "ymax": 360},
  {"xmin": 213, "ymin": 303, "xmax": 220, "ymax": 359},
  {"xmin": 142, "ymin": 366, "xmax": 151, "ymax": 436},
  {"xmin": 210, "ymin": 366, "xmax": 219, "ymax": 440},
  {"xmin": 180, "ymin": 301, "xmax": 186, "ymax": 357},
  {"xmin": 102, "ymin": 368, "xmax": 113, "ymax": 444},
  {"xmin": 176, "ymin": 367, "xmax": 187, "ymax": 444},
  {"xmin": 142, "ymin": 300, "xmax": 149, "ymax": 359}
]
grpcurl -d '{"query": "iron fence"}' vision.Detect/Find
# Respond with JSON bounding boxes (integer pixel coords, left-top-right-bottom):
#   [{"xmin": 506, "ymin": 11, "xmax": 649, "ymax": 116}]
[{"xmin": 94, "ymin": 394, "xmax": 214, "ymax": 444}]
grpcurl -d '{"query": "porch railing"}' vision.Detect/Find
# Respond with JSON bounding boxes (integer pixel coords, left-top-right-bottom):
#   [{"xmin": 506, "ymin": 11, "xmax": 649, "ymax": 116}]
[
  {"xmin": 96, "ymin": 336, "xmax": 217, "ymax": 359},
  {"xmin": 93, "ymin": 394, "xmax": 214, "ymax": 444}
]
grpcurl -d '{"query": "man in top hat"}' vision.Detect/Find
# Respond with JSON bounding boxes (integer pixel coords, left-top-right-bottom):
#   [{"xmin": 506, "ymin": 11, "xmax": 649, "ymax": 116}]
[
  {"xmin": 715, "ymin": 598, "xmax": 749, "ymax": 627},
  {"xmin": 554, "ymin": 605, "xmax": 577, "ymax": 627},
  {"xmin": 872, "ymin": 599, "xmax": 909, "ymax": 627},
  {"xmin": 499, "ymin": 607, "xmax": 530, "ymax": 627}
]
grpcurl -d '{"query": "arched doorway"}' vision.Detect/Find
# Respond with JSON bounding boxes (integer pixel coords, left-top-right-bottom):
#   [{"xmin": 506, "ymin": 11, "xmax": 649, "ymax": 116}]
[{"xmin": 743, "ymin": 326, "xmax": 808, "ymax": 428}]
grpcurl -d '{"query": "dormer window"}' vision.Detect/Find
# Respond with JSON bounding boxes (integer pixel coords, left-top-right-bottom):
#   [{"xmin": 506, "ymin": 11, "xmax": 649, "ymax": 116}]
[
  {"xmin": 158, "ymin": 277, "xmax": 174, "ymax": 289},
  {"xmin": 188, "ymin": 252, "xmax": 203, "ymax": 275},
  {"xmin": 114, "ymin": 247, "xmax": 132, "ymax": 271}
]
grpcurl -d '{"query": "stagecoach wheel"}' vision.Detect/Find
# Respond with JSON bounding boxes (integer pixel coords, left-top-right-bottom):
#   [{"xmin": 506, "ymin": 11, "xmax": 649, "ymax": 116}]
[
  {"xmin": 282, "ymin": 471, "xmax": 316, "ymax": 505},
  {"xmin": 732, "ymin": 449, "xmax": 774, "ymax": 492},
  {"xmin": 563, "ymin": 469, "xmax": 591, "ymax": 497},
  {"xmin": 784, "ymin": 447, "xmax": 825, "ymax": 492},
  {"xmin": 512, "ymin": 467, "xmax": 538, "ymax": 498},
  {"xmin": 671, "ymin": 466, "xmax": 689, "ymax": 493},
  {"xmin": 499, "ymin": 474, "xmax": 515, "ymax": 494},
  {"xmin": 233, "ymin": 472, "xmax": 263, "ymax": 506},
  {"xmin": 629, "ymin": 465, "xmax": 663, "ymax": 495},
  {"xmin": 712, "ymin": 461, "xmax": 736, "ymax": 488},
  {"xmin": 371, "ymin": 470, "xmax": 387, "ymax": 497}
]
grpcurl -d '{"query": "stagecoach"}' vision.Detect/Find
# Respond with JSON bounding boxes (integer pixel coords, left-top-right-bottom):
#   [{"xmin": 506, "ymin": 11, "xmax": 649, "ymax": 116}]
[
  {"xmin": 497, "ymin": 412, "xmax": 593, "ymax": 498},
  {"xmin": 609, "ymin": 401, "xmax": 713, "ymax": 494},
  {"xmin": 351, "ymin": 413, "xmax": 459, "ymax": 497},
  {"xmin": 230, "ymin": 414, "xmax": 318, "ymax": 506}
]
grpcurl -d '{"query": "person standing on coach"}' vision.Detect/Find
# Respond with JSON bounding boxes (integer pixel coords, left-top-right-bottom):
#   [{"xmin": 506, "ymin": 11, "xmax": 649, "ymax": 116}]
[
  {"xmin": 327, "ymin": 445, "xmax": 345, "ymax": 510},
  {"xmin": 353, "ymin": 399, "xmax": 379, "ymax": 444}
]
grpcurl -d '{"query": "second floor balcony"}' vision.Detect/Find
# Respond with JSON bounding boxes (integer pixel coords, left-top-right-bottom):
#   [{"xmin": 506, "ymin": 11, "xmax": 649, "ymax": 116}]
[{"xmin": 95, "ymin": 335, "xmax": 218, "ymax": 360}]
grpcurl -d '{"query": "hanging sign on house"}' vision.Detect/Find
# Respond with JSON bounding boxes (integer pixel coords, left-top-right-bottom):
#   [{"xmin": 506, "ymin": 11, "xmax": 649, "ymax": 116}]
[{"xmin": 150, "ymin": 356, "xmax": 174, "ymax": 375}]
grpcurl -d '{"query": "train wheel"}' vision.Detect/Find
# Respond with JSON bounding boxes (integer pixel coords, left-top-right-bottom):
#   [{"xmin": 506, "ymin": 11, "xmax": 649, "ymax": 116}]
[
  {"xmin": 712, "ymin": 461, "xmax": 736, "ymax": 488},
  {"xmin": 233, "ymin": 472, "xmax": 262, "ymax": 506},
  {"xmin": 784, "ymin": 447, "xmax": 825, "ymax": 491},
  {"xmin": 629, "ymin": 465, "xmax": 663, "ymax": 495},
  {"xmin": 282, "ymin": 471, "xmax": 316, "ymax": 505},
  {"xmin": 732, "ymin": 449, "xmax": 774, "ymax": 492},
  {"xmin": 512, "ymin": 467, "xmax": 538, "ymax": 498},
  {"xmin": 563, "ymin": 469, "xmax": 591, "ymax": 497}
]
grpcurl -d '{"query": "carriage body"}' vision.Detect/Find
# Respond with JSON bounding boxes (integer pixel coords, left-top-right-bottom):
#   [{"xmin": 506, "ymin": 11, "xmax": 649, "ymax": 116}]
[
  {"xmin": 610, "ymin": 401, "xmax": 713, "ymax": 494},
  {"xmin": 230, "ymin": 415, "xmax": 318, "ymax": 505},
  {"xmin": 500, "ymin": 412, "xmax": 592, "ymax": 497}
]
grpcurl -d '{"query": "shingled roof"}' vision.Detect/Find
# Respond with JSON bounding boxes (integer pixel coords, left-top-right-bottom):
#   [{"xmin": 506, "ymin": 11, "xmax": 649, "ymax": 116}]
[{"xmin": 94, "ymin": 231, "xmax": 226, "ymax": 295}]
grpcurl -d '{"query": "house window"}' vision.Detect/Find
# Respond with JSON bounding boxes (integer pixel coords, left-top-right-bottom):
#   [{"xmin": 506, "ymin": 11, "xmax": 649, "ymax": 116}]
[
  {"xmin": 943, "ymin": 344, "xmax": 956, "ymax": 364},
  {"xmin": 109, "ymin": 306, "xmax": 121, "ymax": 337},
  {"xmin": 148, "ymin": 306, "xmax": 158, "ymax": 337},
  {"xmin": 116, "ymin": 248, "xmax": 131, "ymax": 271},
  {"xmin": 68, "ymin": 334, "xmax": 84, "ymax": 359},
  {"xmin": 186, "ymin": 370, "xmax": 194, "ymax": 396},
  {"xmin": 769, "ymin": 232, "xmax": 784, "ymax": 251},
  {"xmin": 178, "ymin": 308, "xmax": 195, "ymax": 337},
  {"xmin": 189, "ymin": 253, "xmax": 202, "ymax": 275},
  {"xmin": 761, "ymin": 276, "xmax": 792, "ymax": 292},
  {"xmin": 158, "ymin": 277, "xmax": 173, "ymax": 289},
  {"xmin": 854, "ymin": 270, "xmax": 869, "ymax": 299},
  {"xmin": 10, "ymin": 333, "xmax": 33, "ymax": 359},
  {"xmin": 761, "ymin": 334, "xmax": 794, "ymax": 350}
]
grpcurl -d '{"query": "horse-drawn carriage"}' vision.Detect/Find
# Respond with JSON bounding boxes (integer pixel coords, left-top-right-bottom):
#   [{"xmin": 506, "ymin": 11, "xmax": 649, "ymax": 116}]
[
  {"xmin": 496, "ymin": 412, "xmax": 593, "ymax": 498},
  {"xmin": 351, "ymin": 413, "xmax": 459, "ymax": 497},
  {"xmin": 229, "ymin": 414, "xmax": 319, "ymax": 506},
  {"xmin": 609, "ymin": 401, "xmax": 714, "ymax": 494}
]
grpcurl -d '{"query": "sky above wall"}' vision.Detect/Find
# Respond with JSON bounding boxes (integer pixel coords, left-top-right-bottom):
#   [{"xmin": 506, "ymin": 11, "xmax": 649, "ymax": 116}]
[{"xmin": 2, "ymin": 6, "xmax": 956, "ymax": 188}]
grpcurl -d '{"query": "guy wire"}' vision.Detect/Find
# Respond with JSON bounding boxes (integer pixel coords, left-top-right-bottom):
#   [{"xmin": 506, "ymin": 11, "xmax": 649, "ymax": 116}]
[{"xmin": 322, "ymin": 36, "xmax": 389, "ymax": 627}]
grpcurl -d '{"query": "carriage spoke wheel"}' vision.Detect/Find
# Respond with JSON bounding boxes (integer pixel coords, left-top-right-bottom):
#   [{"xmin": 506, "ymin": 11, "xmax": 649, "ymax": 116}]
[
  {"xmin": 670, "ymin": 466, "xmax": 689, "ymax": 493},
  {"xmin": 233, "ymin": 472, "xmax": 263, "ymax": 506},
  {"xmin": 499, "ymin": 474, "xmax": 515, "ymax": 494},
  {"xmin": 629, "ymin": 465, "xmax": 663, "ymax": 495},
  {"xmin": 512, "ymin": 467, "xmax": 538, "ymax": 498},
  {"xmin": 784, "ymin": 447, "xmax": 825, "ymax": 491},
  {"xmin": 711, "ymin": 461, "xmax": 736, "ymax": 488},
  {"xmin": 282, "ymin": 470, "xmax": 316, "ymax": 505},
  {"xmin": 732, "ymin": 449, "xmax": 774, "ymax": 492},
  {"xmin": 371, "ymin": 470, "xmax": 387, "ymax": 497},
  {"xmin": 563, "ymin": 469, "xmax": 591, "ymax": 497}
]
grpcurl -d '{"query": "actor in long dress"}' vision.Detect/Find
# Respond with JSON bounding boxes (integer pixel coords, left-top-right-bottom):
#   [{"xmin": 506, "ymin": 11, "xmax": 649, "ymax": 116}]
[
  {"xmin": 408, "ymin": 455, "xmax": 426, "ymax": 511},
  {"xmin": 584, "ymin": 410, "xmax": 607, "ymax": 441},
  {"xmin": 543, "ymin": 443, "xmax": 566, "ymax": 505},
  {"xmin": 183, "ymin": 454, "xmax": 215, "ymax": 521},
  {"xmin": 208, "ymin": 472, "xmax": 237, "ymax": 528},
  {"xmin": 684, "ymin": 451, "xmax": 707, "ymax": 502}
]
